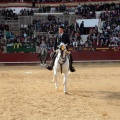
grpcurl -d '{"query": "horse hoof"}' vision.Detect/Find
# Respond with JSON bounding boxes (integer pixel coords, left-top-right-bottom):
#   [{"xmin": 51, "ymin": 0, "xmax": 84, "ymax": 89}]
[
  {"xmin": 64, "ymin": 92, "xmax": 68, "ymax": 94},
  {"xmin": 55, "ymin": 87, "xmax": 58, "ymax": 90},
  {"xmin": 44, "ymin": 64, "xmax": 47, "ymax": 67}
]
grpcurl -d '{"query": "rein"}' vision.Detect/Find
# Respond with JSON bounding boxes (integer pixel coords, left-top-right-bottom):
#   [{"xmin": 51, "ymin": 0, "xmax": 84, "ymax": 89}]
[
  {"xmin": 58, "ymin": 46, "xmax": 68, "ymax": 74},
  {"xmin": 58, "ymin": 55, "xmax": 67, "ymax": 74}
]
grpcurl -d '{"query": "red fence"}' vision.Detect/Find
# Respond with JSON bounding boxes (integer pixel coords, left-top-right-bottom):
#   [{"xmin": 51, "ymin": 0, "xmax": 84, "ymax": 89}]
[
  {"xmin": 71, "ymin": 51, "xmax": 120, "ymax": 61},
  {"xmin": 0, "ymin": 51, "xmax": 120, "ymax": 63}
]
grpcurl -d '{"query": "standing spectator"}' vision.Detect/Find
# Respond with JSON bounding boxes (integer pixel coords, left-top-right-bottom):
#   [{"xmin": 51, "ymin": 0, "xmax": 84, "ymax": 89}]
[
  {"xmin": 79, "ymin": 21, "xmax": 84, "ymax": 34},
  {"xmin": 75, "ymin": 21, "xmax": 79, "ymax": 31},
  {"xmin": 73, "ymin": 39, "xmax": 78, "ymax": 50}
]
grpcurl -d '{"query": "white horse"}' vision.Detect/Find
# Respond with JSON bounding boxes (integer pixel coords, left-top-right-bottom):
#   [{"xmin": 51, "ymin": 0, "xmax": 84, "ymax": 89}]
[
  {"xmin": 38, "ymin": 48, "xmax": 48, "ymax": 67},
  {"xmin": 53, "ymin": 43, "xmax": 69, "ymax": 94}
]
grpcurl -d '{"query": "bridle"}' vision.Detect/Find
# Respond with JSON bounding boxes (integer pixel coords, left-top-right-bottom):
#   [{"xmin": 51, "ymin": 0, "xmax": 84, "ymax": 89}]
[{"xmin": 58, "ymin": 44, "xmax": 68, "ymax": 73}]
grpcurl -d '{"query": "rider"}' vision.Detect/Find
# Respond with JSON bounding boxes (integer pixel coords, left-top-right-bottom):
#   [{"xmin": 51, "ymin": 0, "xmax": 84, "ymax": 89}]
[{"xmin": 46, "ymin": 25, "xmax": 76, "ymax": 72}]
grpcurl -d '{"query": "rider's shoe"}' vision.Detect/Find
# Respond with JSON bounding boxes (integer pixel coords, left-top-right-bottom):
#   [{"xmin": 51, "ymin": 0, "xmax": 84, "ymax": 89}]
[
  {"xmin": 70, "ymin": 67, "xmax": 76, "ymax": 72},
  {"xmin": 46, "ymin": 66, "xmax": 53, "ymax": 71}
]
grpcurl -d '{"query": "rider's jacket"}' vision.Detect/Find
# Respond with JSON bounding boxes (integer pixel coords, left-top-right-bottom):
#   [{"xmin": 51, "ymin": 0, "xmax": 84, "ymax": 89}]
[{"xmin": 54, "ymin": 33, "xmax": 70, "ymax": 50}]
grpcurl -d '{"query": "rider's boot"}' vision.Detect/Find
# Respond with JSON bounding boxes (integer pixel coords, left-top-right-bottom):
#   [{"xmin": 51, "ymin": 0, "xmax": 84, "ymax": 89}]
[
  {"xmin": 46, "ymin": 52, "xmax": 56, "ymax": 71},
  {"xmin": 69, "ymin": 54, "xmax": 76, "ymax": 72},
  {"xmin": 46, "ymin": 59, "xmax": 55, "ymax": 70}
]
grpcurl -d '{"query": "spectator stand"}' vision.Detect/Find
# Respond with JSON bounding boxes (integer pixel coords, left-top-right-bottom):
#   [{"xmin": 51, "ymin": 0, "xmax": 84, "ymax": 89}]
[{"xmin": 0, "ymin": 1, "xmax": 120, "ymax": 53}]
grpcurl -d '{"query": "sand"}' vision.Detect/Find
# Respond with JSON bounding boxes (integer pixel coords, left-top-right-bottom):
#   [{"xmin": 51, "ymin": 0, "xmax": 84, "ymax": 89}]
[{"xmin": 0, "ymin": 63, "xmax": 120, "ymax": 120}]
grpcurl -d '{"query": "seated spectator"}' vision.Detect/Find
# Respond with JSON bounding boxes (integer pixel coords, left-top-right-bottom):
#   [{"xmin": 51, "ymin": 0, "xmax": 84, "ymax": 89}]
[{"xmin": 73, "ymin": 39, "xmax": 78, "ymax": 50}]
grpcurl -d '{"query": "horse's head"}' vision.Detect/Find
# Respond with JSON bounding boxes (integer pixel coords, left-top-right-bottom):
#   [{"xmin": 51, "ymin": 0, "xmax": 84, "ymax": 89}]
[
  {"xmin": 58, "ymin": 43, "xmax": 67, "ymax": 58},
  {"xmin": 59, "ymin": 43, "xmax": 67, "ymax": 51}
]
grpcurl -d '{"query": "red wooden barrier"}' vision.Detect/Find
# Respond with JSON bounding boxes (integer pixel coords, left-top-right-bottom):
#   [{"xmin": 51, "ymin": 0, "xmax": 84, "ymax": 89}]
[{"xmin": 0, "ymin": 51, "xmax": 120, "ymax": 62}]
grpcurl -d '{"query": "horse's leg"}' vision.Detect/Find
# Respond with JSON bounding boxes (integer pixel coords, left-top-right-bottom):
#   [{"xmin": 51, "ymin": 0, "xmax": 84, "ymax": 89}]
[
  {"xmin": 42, "ymin": 58, "xmax": 45, "ymax": 67},
  {"xmin": 44, "ymin": 57, "xmax": 47, "ymax": 66},
  {"xmin": 40, "ymin": 58, "xmax": 43, "ymax": 67},
  {"xmin": 43, "ymin": 57, "xmax": 47, "ymax": 67},
  {"xmin": 63, "ymin": 72, "xmax": 68, "ymax": 93},
  {"xmin": 53, "ymin": 68, "xmax": 58, "ymax": 89}
]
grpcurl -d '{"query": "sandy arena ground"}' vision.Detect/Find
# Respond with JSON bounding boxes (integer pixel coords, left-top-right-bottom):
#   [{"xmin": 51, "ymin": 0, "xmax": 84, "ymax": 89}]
[{"xmin": 0, "ymin": 63, "xmax": 120, "ymax": 120}]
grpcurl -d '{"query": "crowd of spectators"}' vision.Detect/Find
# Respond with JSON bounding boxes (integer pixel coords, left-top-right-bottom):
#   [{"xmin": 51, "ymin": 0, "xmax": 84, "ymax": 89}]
[
  {"xmin": 0, "ymin": 13, "xmax": 81, "ymax": 53},
  {"xmin": 39, "ymin": 5, "xmax": 51, "ymax": 13},
  {"xmin": 75, "ymin": 2, "xmax": 120, "ymax": 19},
  {"xmin": 0, "ymin": 9, "xmax": 18, "ymax": 20},
  {"xmin": 56, "ymin": 4, "xmax": 66, "ymax": 12},
  {"xmin": 19, "ymin": 9, "xmax": 34, "ymax": 16},
  {"xmin": 84, "ymin": 9, "xmax": 120, "ymax": 51},
  {"xmin": 0, "ymin": 31, "xmax": 5, "ymax": 53},
  {"xmin": 0, "ymin": 22, "xmax": 9, "ymax": 53},
  {"xmin": 1, "ymin": 0, "xmax": 117, "ymax": 3},
  {"xmin": 0, "ymin": 2, "xmax": 119, "ymax": 19},
  {"xmin": 0, "ymin": 2, "xmax": 120, "ymax": 53}
]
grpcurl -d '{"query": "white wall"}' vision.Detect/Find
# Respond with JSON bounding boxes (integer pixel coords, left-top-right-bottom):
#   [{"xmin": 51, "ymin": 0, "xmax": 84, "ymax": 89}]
[{"xmin": 76, "ymin": 19, "xmax": 99, "ymax": 28}]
